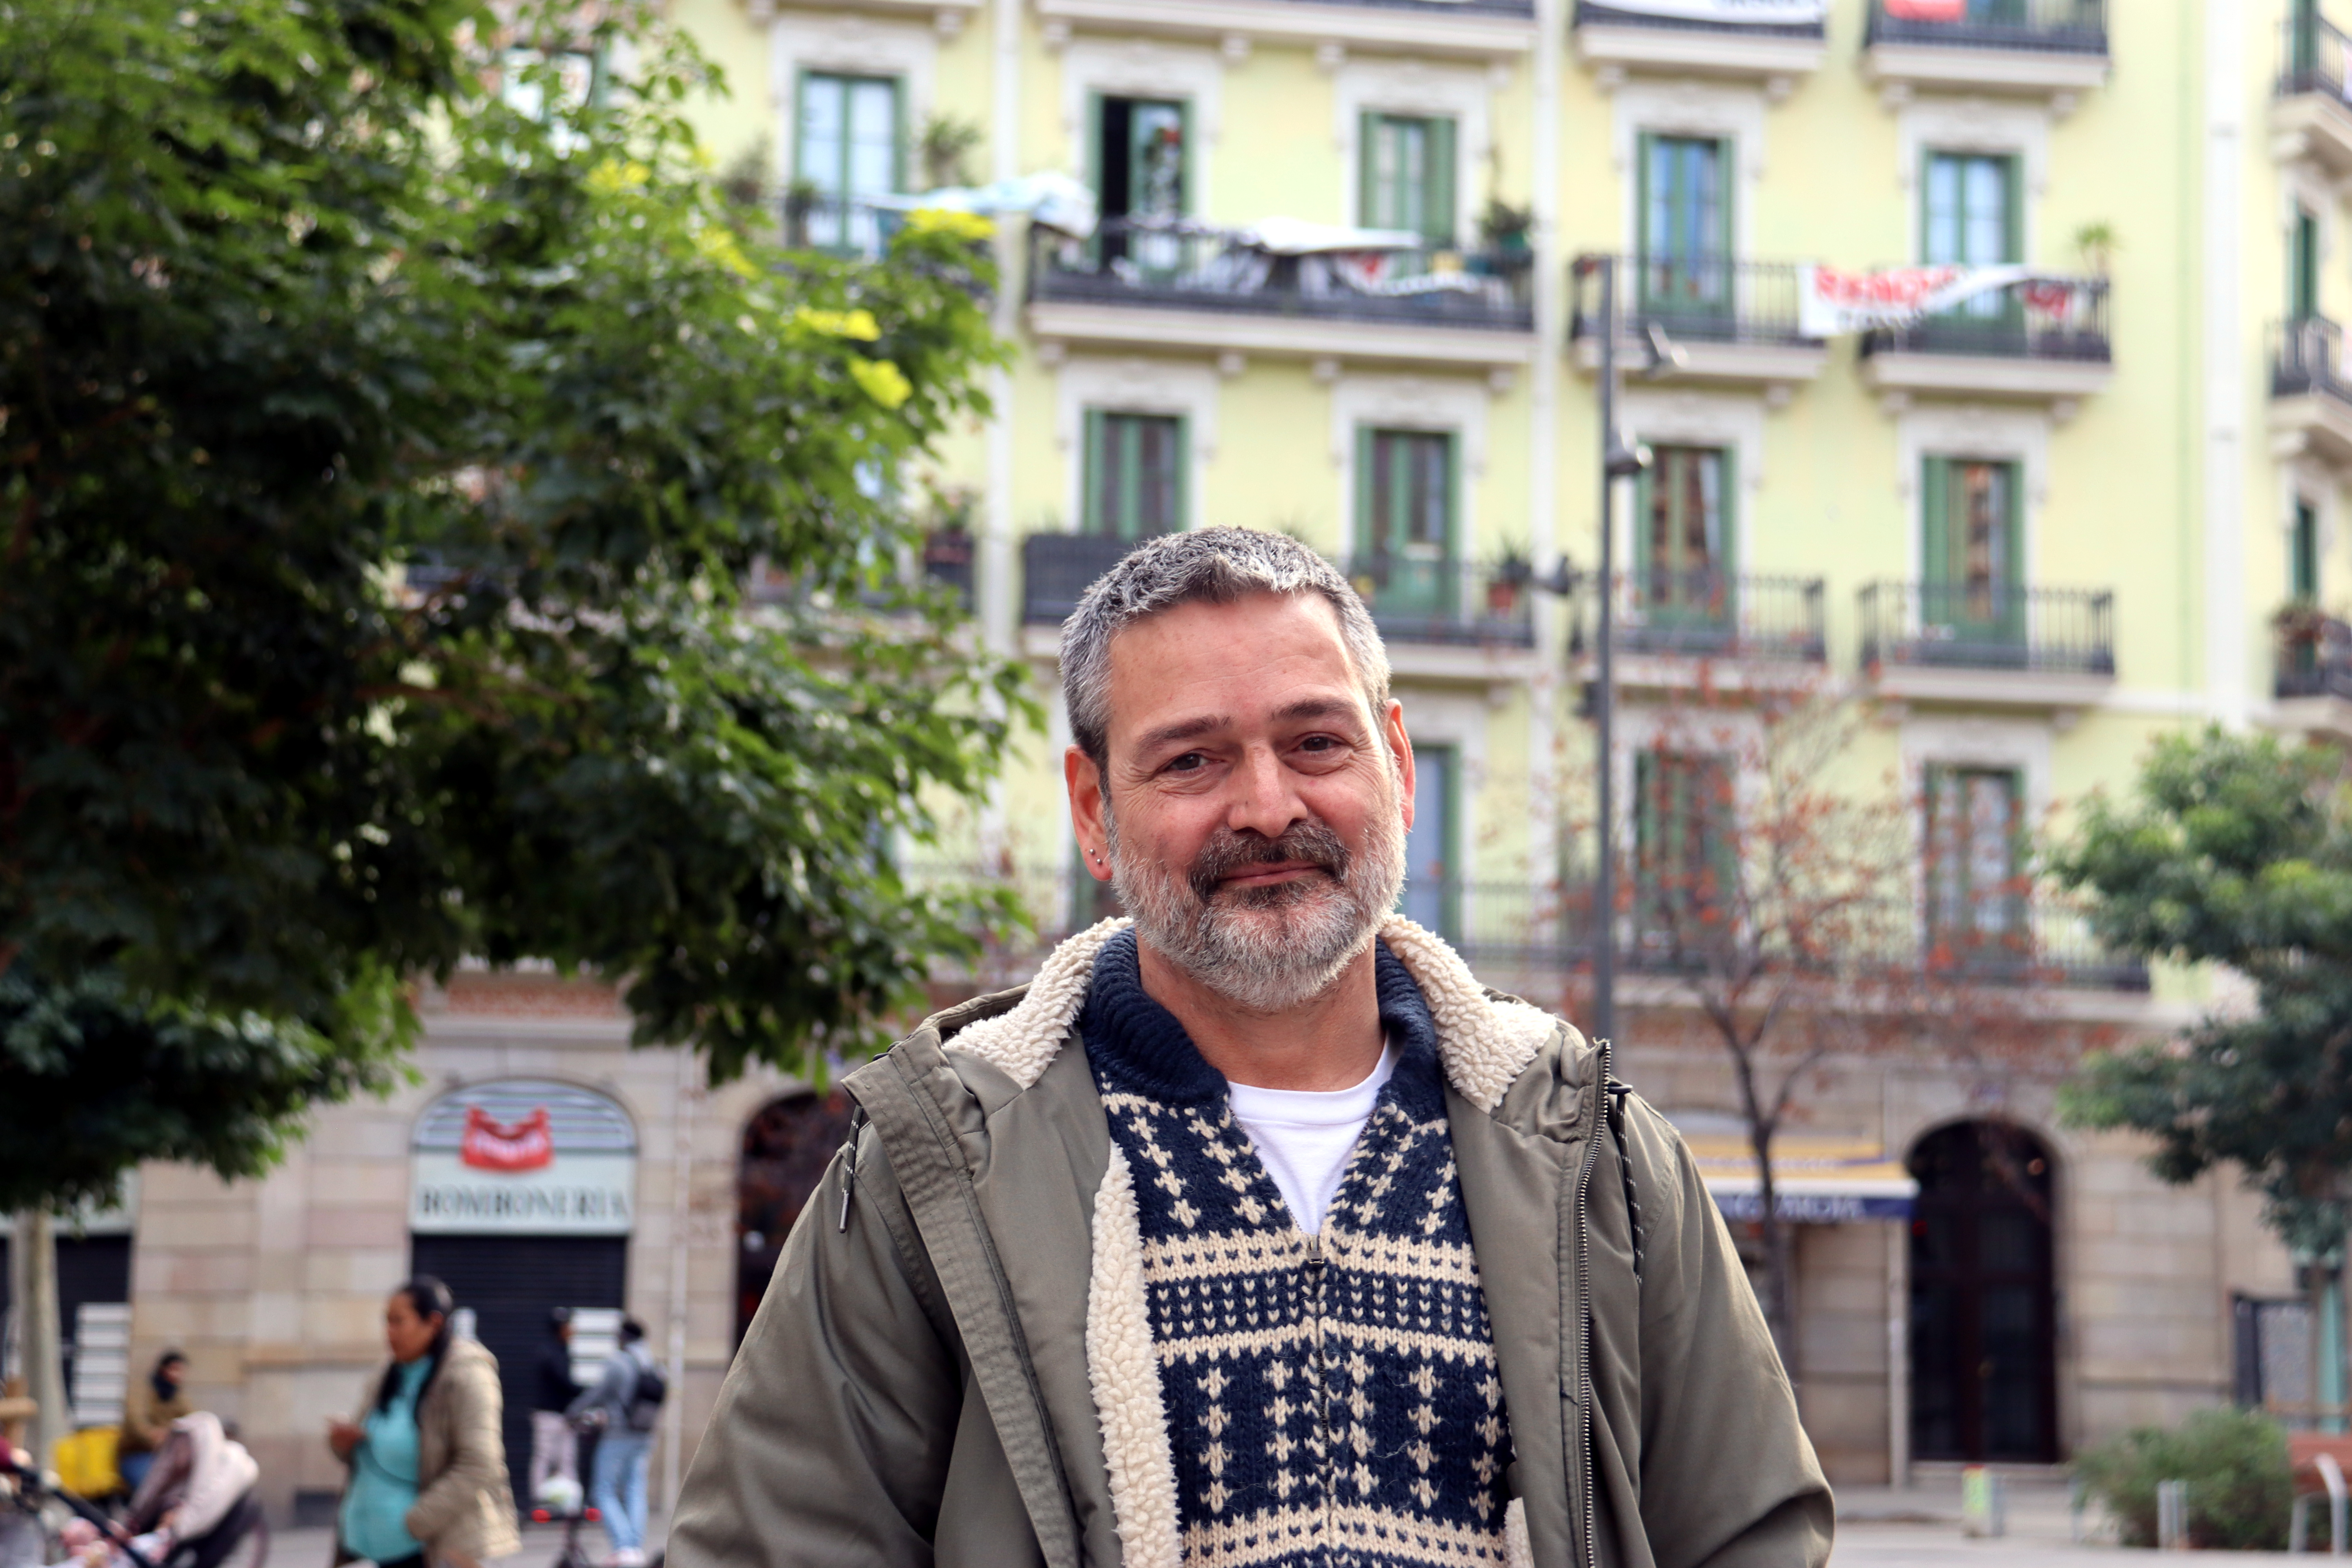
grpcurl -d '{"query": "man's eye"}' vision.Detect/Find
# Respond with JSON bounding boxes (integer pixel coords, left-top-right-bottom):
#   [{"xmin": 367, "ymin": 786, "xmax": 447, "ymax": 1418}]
[
  {"xmin": 1165, "ymin": 752, "xmax": 1205, "ymax": 773},
  {"xmin": 1299, "ymin": 736, "xmax": 1337, "ymax": 752}
]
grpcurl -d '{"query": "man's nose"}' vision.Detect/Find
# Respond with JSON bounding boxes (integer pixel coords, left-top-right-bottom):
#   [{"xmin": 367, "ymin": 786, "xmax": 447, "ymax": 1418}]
[{"xmin": 1223, "ymin": 744, "xmax": 1305, "ymax": 839}]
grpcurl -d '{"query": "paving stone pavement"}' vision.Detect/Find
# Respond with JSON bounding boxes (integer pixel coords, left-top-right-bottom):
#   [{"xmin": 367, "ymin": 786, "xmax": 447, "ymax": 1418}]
[{"xmin": 1829, "ymin": 1481, "xmax": 2311, "ymax": 1565}]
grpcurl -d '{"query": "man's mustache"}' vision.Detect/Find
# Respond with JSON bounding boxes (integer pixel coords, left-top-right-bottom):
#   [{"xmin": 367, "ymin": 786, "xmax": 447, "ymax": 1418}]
[{"xmin": 1185, "ymin": 820, "xmax": 1352, "ymax": 904}]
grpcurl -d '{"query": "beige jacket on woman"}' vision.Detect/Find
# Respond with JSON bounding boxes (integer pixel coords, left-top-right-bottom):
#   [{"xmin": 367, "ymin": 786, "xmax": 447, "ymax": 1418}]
[{"xmin": 332, "ymin": 1336, "xmax": 520, "ymax": 1567}]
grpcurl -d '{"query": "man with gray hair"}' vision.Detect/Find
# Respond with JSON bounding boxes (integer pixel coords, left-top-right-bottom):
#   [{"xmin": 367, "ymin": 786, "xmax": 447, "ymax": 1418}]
[{"xmin": 672, "ymin": 526, "xmax": 1831, "ymax": 1568}]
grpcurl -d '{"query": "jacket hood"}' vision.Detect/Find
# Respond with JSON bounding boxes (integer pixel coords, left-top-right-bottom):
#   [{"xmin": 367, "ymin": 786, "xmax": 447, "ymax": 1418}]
[{"xmin": 941, "ymin": 914, "xmax": 1575, "ymax": 1112}]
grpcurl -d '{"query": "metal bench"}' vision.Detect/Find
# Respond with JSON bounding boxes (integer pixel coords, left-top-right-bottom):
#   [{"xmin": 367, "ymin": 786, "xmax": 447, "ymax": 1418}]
[{"xmin": 2290, "ymin": 1435, "xmax": 2352, "ymax": 1555}]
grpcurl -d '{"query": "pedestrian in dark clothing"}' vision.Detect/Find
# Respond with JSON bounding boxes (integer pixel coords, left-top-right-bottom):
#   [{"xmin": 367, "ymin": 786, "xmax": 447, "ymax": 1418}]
[{"xmin": 527, "ymin": 1308, "xmax": 578, "ymax": 1506}]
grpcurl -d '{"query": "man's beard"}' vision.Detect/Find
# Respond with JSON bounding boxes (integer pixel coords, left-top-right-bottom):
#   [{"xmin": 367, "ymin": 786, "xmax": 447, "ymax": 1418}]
[{"xmin": 1106, "ymin": 786, "xmax": 1407, "ymax": 1014}]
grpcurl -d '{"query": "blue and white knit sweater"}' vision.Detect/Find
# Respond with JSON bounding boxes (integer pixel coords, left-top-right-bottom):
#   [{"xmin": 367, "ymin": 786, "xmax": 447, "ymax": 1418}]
[{"xmin": 1080, "ymin": 930, "xmax": 1515, "ymax": 1568}]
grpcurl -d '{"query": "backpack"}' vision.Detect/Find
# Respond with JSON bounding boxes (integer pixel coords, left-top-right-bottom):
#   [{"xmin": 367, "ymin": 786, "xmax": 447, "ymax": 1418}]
[{"xmin": 626, "ymin": 1353, "xmax": 668, "ymax": 1432}]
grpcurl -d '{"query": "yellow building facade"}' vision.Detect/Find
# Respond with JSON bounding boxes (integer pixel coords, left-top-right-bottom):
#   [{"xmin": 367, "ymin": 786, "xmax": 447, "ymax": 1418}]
[{"xmin": 633, "ymin": 0, "xmax": 2352, "ymax": 1487}]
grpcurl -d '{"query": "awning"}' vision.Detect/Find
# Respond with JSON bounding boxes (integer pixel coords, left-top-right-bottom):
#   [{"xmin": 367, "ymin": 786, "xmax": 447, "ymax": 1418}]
[{"xmin": 1680, "ymin": 1132, "xmax": 1916, "ymax": 1223}]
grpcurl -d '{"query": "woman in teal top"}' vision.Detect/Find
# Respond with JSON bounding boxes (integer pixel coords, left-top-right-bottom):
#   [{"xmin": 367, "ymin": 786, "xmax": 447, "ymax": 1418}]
[{"xmin": 330, "ymin": 1279, "xmax": 451, "ymax": 1568}]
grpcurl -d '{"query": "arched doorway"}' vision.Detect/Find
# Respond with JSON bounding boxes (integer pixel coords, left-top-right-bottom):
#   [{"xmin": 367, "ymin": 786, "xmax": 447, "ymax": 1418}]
[
  {"xmin": 1908, "ymin": 1120, "xmax": 2059, "ymax": 1462},
  {"xmin": 737, "ymin": 1092, "xmax": 854, "ymax": 1345}
]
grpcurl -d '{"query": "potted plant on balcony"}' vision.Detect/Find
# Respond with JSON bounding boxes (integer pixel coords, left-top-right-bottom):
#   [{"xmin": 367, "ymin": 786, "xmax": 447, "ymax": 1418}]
[
  {"xmin": 1478, "ymin": 198, "xmax": 1534, "ymax": 275},
  {"xmin": 1487, "ymin": 545, "xmax": 1534, "ymax": 616},
  {"xmin": 2276, "ymin": 598, "xmax": 2339, "ymax": 681}
]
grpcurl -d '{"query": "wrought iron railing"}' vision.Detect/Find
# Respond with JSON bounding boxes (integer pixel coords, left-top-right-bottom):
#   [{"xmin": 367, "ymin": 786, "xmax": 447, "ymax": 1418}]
[
  {"xmin": 747, "ymin": 530, "xmax": 975, "ymax": 610},
  {"xmin": 1028, "ymin": 220, "xmax": 1534, "ymax": 332},
  {"xmin": 1336, "ymin": 555, "xmax": 1538, "ymax": 648},
  {"xmin": 2276, "ymin": 608, "xmax": 2352, "ymax": 700},
  {"xmin": 2272, "ymin": 315, "xmax": 2352, "ymax": 404},
  {"xmin": 1022, "ymin": 532, "xmax": 1132, "ymax": 625},
  {"xmin": 1864, "ymin": 0, "xmax": 2106, "ymax": 54},
  {"xmin": 2278, "ymin": 9, "xmax": 2352, "ymax": 99},
  {"xmin": 1568, "ymin": 253, "xmax": 1817, "ymax": 352},
  {"xmin": 1857, "ymin": 580, "xmax": 2114, "ymax": 677},
  {"xmin": 1858, "ymin": 273, "xmax": 2110, "ymax": 362},
  {"xmin": 1570, "ymin": 570, "xmax": 1826, "ymax": 663},
  {"xmin": 1575, "ymin": 0, "xmax": 1823, "ymax": 39},
  {"xmin": 779, "ymin": 192, "xmax": 888, "ymax": 259}
]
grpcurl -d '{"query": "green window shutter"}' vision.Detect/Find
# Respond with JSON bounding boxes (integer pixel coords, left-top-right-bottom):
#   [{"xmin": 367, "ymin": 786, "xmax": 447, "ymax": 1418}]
[
  {"xmin": 1710, "ymin": 138, "xmax": 1733, "ymax": 260},
  {"xmin": 1081, "ymin": 409, "xmax": 1103, "ymax": 533},
  {"xmin": 1359, "ymin": 112, "xmax": 1381, "ymax": 227},
  {"xmin": 1701, "ymin": 754, "xmax": 1737, "ymax": 902},
  {"xmin": 1635, "ymin": 751, "xmax": 1659, "ymax": 878},
  {"xmin": 1354, "ymin": 426, "xmax": 1377, "ymax": 559},
  {"xmin": 2297, "ymin": 211, "xmax": 2321, "ymax": 319},
  {"xmin": 1170, "ymin": 416, "xmax": 1189, "ymax": 534},
  {"xmin": 1427, "ymin": 117, "xmax": 1457, "ymax": 247},
  {"xmin": 1636, "ymin": 133, "xmax": 1655, "ymax": 256},
  {"xmin": 1633, "ymin": 459, "xmax": 1656, "ymax": 580},
  {"xmin": 2000, "ymin": 459, "xmax": 2024, "ymax": 592},
  {"xmin": 1713, "ymin": 445, "xmax": 1737, "ymax": 581},
  {"xmin": 2001, "ymin": 155, "xmax": 2023, "ymax": 265},
  {"xmin": 1436, "ymin": 433, "xmax": 1459, "ymax": 559},
  {"xmin": 1921, "ymin": 456, "xmax": 1952, "ymax": 592}
]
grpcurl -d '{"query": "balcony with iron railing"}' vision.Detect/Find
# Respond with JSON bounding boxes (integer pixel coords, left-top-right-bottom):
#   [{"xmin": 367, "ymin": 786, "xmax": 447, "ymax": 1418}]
[
  {"xmin": 1025, "ymin": 220, "xmax": 1536, "ymax": 368},
  {"xmin": 1570, "ymin": 570, "xmax": 1827, "ymax": 675},
  {"xmin": 1861, "ymin": 0, "xmax": 2109, "ymax": 103},
  {"xmin": 1571, "ymin": 0, "xmax": 1826, "ymax": 88},
  {"xmin": 1857, "ymin": 274, "xmax": 2112, "ymax": 405},
  {"xmin": 1021, "ymin": 532, "xmax": 1538, "ymax": 652},
  {"xmin": 2275, "ymin": 11, "xmax": 2352, "ymax": 176},
  {"xmin": 2272, "ymin": 607, "xmax": 2352, "ymax": 741},
  {"xmin": 748, "ymin": 529, "xmax": 976, "ymax": 612},
  {"xmin": 1568, "ymin": 254, "xmax": 1828, "ymax": 394},
  {"xmin": 2270, "ymin": 316, "xmax": 2352, "ymax": 468},
  {"xmin": 1857, "ymin": 579, "xmax": 2114, "ymax": 704},
  {"xmin": 1033, "ymin": 0, "xmax": 1536, "ymax": 57}
]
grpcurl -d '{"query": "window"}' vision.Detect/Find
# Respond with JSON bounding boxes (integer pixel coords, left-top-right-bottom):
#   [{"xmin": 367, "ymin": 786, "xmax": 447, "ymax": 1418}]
[
  {"xmin": 2294, "ymin": 207, "xmax": 2321, "ymax": 322},
  {"xmin": 1922, "ymin": 457, "xmax": 2023, "ymax": 653},
  {"xmin": 1360, "ymin": 114, "xmax": 1456, "ymax": 246},
  {"xmin": 1083, "ymin": 412, "xmax": 1184, "ymax": 540},
  {"xmin": 797, "ymin": 73, "xmax": 900, "ymax": 254},
  {"xmin": 2294, "ymin": 498, "xmax": 2321, "ymax": 603},
  {"xmin": 1097, "ymin": 97, "xmax": 1187, "ymax": 223},
  {"xmin": 1923, "ymin": 151, "xmax": 2019, "ymax": 327},
  {"xmin": 1638, "ymin": 135, "xmax": 1730, "ymax": 315},
  {"xmin": 1401, "ymin": 744, "xmax": 1458, "ymax": 941},
  {"xmin": 1354, "ymin": 428, "xmax": 1456, "ymax": 620},
  {"xmin": 1636, "ymin": 446, "xmax": 1734, "ymax": 634},
  {"xmin": 1635, "ymin": 750, "xmax": 1736, "ymax": 936},
  {"xmin": 1925, "ymin": 766, "xmax": 2025, "ymax": 958},
  {"xmin": 502, "ymin": 47, "xmax": 599, "ymax": 122}
]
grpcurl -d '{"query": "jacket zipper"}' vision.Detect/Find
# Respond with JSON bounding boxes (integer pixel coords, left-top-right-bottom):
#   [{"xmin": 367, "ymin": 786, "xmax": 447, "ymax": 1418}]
[
  {"xmin": 1572, "ymin": 1040, "xmax": 1611, "ymax": 1568},
  {"xmin": 1305, "ymin": 1233, "xmax": 1334, "ymax": 1546}
]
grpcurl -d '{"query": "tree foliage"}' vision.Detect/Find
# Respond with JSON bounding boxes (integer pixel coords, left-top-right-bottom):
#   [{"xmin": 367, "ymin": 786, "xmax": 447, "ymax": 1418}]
[
  {"xmin": 2054, "ymin": 728, "xmax": 2352, "ymax": 1252},
  {"xmin": 0, "ymin": 0, "xmax": 1020, "ymax": 1212}
]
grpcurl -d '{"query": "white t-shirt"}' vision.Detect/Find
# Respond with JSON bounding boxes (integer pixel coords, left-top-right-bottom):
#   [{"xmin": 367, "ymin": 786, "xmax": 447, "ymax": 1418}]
[{"xmin": 1227, "ymin": 1044, "xmax": 1399, "ymax": 1236}]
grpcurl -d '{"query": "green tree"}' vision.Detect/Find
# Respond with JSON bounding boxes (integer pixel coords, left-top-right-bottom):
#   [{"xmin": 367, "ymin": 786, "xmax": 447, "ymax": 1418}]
[
  {"xmin": 2053, "ymin": 729, "xmax": 2352, "ymax": 1255},
  {"xmin": 1, "ymin": 0, "xmax": 1019, "ymax": 1233}
]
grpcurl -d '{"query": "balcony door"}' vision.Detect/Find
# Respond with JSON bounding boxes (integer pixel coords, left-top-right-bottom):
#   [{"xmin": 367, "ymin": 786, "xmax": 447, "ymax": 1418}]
[
  {"xmin": 796, "ymin": 72, "xmax": 900, "ymax": 255},
  {"xmin": 1401, "ymin": 744, "xmax": 1457, "ymax": 942},
  {"xmin": 1922, "ymin": 456, "xmax": 2023, "ymax": 657},
  {"xmin": 1635, "ymin": 445, "xmax": 1735, "ymax": 646},
  {"xmin": 1634, "ymin": 750, "xmax": 1735, "ymax": 944},
  {"xmin": 1361, "ymin": 113, "xmax": 1456, "ymax": 247},
  {"xmin": 1923, "ymin": 151, "xmax": 2020, "ymax": 334},
  {"xmin": 1097, "ymin": 96, "xmax": 1187, "ymax": 274},
  {"xmin": 1925, "ymin": 765, "xmax": 2025, "ymax": 969},
  {"xmin": 2293, "ymin": 206, "xmax": 2321, "ymax": 323},
  {"xmin": 1355, "ymin": 428, "xmax": 1456, "ymax": 622},
  {"xmin": 1084, "ymin": 412, "xmax": 1184, "ymax": 540},
  {"xmin": 1638, "ymin": 134, "xmax": 1730, "ymax": 323}
]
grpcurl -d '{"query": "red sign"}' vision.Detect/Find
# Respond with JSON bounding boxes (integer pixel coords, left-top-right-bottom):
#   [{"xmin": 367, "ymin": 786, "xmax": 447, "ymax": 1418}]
[
  {"xmin": 461, "ymin": 1105, "xmax": 554, "ymax": 1171},
  {"xmin": 1884, "ymin": 0, "xmax": 1966, "ymax": 17}
]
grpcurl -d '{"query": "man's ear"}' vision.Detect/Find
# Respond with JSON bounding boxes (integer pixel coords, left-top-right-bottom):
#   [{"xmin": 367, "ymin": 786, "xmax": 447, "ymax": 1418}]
[
  {"xmin": 1385, "ymin": 699, "xmax": 1417, "ymax": 832},
  {"xmin": 1065, "ymin": 746, "xmax": 1115, "ymax": 882}
]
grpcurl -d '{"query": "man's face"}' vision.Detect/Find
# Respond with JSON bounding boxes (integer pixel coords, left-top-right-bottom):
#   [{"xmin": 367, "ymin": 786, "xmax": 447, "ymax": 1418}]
[{"xmin": 1065, "ymin": 590, "xmax": 1414, "ymax": 1011}]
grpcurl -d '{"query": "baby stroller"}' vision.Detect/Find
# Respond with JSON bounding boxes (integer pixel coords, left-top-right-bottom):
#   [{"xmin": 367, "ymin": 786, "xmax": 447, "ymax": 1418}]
[{"xmin": 89, "ymin": 1414, "xmax": 266, "ymax": 1568}]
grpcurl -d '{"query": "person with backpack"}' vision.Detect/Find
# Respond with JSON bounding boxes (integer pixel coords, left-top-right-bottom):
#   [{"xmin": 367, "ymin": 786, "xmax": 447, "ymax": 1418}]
[{"xmin": 566, "ymin": 1317, "xmax": 662, "ymax": 1568}]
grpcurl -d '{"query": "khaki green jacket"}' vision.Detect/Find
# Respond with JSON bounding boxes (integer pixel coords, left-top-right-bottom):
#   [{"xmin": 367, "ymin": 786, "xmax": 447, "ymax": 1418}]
[
  {"xmin": 671, "ymin": 918, "xmax": 1831, "ymax": 1568},
  {"xmin": 332, "ymin": 1336, "xmax": 521, "ymax": 1567}
]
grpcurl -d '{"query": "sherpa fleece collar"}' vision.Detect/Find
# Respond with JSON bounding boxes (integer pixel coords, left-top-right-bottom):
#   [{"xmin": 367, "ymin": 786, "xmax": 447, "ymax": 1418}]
[{"xmin": 943, "ymin": 914, "xmax": 1561, "ymax": 1113}]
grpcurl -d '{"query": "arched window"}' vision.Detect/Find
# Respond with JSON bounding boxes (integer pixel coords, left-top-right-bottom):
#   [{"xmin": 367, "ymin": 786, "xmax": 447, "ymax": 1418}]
[
  {"xmin": 737, "ymin": 1092, "xmax": 854, "ymax": 1345},
  {"xmin": 1908, "ymin": 1120, "xmax": 2059, "ymax": 1463}
]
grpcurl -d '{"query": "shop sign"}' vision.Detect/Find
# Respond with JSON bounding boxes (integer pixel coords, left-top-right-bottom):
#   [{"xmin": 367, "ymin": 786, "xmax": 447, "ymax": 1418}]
[
  {"xmin": 1587, "ymin": 0, "xmax": 1828, "ymax": 22},
  {"xmin": 1713, "ymin": 1191, "xmax": 1912, "ymax": 1223},
  {"xmin": 410, "ymin": 1079, "xmax": 636, "ymax": 1236}
]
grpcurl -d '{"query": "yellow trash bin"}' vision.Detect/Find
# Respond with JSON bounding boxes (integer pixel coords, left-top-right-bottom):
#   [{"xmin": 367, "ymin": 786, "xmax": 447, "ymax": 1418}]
[{"xmin": 52, "ymin": 1424, "xmax": 122, "ymax": 1499}]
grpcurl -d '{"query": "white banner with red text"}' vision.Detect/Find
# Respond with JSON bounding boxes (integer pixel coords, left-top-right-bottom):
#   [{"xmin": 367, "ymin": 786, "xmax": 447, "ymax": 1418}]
[{"xmin": 1796, "ymin": 263, "xmax": 2086, "ymax": 339}]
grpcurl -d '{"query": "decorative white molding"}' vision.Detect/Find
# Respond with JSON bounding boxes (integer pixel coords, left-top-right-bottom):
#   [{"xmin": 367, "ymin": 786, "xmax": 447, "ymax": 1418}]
[
  {"xmin": 1220, "ymin": 31, "xmax": 1250, "ymax": 63},
  {"xmin": 1619, "ymin": 389, "xmax": 1768, "ymax": 575},
  {"xmin": 1216, "ymin": 350, "xmax": 1247, "ymax": 378},
  {"xmin": 1060, "ymin": 37, "xmax": 1225, "ymax": 191},
  {"xmin": 1612, "ymin": 80, "xmax": 1767, "ymax": 260},
  {"xmin": 1334, "ymin": 58, "xmax": 1494, "ymax": 236},
  {"xmin": 1892, "ymin": 403, "xmax": 2050, "ymax": 589},
  {"xmin": 1328, "ymin": 372, "xmax": 1492, "ymax": 548},
  {"xmin": 1897, "ymin": 714, "xmax": 2055, "ymax": 827},
  {"xmin": 1895, "ymin": 97, "xmax": 2050, "ymax": 255},
  {"xmin": 1054, "ymin": 356, "xmax": 1222, "ymax": 535},
  {"xmin": 1316, "ymin": 40, "xmax": 1347, "ymax": 73},
  {"xmin": 768, "ymin": 13, "xmax": 939, "ymax": 180}
]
